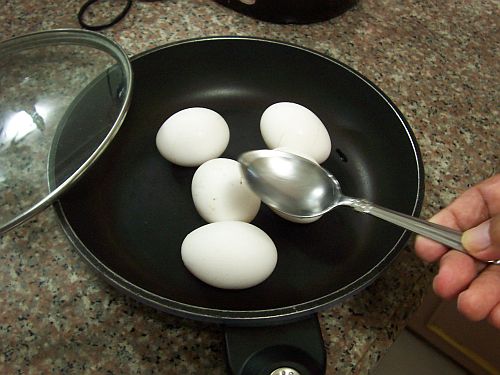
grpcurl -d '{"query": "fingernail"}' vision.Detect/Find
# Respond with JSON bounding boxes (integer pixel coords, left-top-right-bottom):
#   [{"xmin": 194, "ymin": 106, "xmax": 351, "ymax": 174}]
[{"xmin": 462, "ymin": 220, "xmax": 491, "ymax": 254}]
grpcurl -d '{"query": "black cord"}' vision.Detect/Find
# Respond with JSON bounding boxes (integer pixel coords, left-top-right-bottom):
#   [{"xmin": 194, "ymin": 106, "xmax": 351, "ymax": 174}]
[{"xmin": 78, "ymin": 0, "xmax": 133, "ymax": 31}]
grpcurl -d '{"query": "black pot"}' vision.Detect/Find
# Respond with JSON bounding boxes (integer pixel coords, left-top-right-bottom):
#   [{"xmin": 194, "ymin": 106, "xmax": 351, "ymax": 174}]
[{"xmin": 214, "ymin": 0, "xmax": 358, "ymax": 24}]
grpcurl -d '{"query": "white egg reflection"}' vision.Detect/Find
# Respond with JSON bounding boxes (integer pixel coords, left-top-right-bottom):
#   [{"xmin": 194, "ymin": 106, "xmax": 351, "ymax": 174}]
[{"xmin": 269, "ymin": 147, "xmax": 322, "ymax": 224}]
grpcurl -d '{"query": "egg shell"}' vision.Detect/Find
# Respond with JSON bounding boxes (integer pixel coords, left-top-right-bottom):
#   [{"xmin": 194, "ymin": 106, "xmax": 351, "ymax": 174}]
[
  {"xmin": 181, "ymin": 221, "xmax": 278, "ymax": 289},
  {"xmin": 156, "ymin": 107, "xmax": 230, "ymax": 167},
  {"xmin": 260, "ymin": 102, "xmax": 331, "ymax": 164},
  {"xmin": 192, "ymin": 158, "xmax": 261, "ymax": 223}
]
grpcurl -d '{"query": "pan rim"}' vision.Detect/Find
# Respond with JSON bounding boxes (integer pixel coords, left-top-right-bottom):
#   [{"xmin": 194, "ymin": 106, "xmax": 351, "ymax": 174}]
[{"xmin": 53, "ymin": 36, "xmax": 425, "ymax": 325}]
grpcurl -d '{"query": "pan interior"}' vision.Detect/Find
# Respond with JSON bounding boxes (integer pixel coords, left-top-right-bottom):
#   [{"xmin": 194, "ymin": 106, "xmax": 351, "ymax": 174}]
[{"xmin": 54, "ymin": 38, "xmax": 422, "ymax": 320}]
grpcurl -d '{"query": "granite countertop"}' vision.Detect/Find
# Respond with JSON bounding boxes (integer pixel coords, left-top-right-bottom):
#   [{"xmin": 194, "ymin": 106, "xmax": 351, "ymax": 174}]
[{"xmin": 0, "ymin": 0, "xmax": 498, "ymax": 373}]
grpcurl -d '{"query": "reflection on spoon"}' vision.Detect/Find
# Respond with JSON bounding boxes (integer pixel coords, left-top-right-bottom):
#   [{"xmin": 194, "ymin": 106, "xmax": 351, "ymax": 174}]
[{"xmin": 238, "ymin": 149, "xmax": 500, "ymax": 265}]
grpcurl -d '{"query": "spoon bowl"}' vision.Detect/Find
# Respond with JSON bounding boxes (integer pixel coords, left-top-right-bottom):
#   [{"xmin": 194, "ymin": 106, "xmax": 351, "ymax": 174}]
[
  {"xmin": 239, "ymin": 150, "xmax": 500, "ymax": 265},
  {"xmin": 239, "ymin": 149, "xmax": 339, "ymax": 217}
]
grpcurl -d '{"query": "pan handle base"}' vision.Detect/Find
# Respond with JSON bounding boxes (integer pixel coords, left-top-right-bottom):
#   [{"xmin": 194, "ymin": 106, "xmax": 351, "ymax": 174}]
[{"xmin": 224, "ymin": 315, "xmax": 326, "ymax": 375}]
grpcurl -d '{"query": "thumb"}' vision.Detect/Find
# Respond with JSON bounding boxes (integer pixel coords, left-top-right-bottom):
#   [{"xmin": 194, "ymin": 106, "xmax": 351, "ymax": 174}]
[{"xmin": 462, "ymin": 215, "xmax": 500, "ymax": 261}]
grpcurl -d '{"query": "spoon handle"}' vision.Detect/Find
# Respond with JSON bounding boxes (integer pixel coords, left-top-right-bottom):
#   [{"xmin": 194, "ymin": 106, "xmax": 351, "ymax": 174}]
[{"xmin": 350, "ymin": 199, "xmax": 500, "ymax": 265}]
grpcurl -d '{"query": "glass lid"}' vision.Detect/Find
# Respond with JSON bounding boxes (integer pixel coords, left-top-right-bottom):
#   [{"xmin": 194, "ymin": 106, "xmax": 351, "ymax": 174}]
[{"xmin": 0, "ymin": 29, "xmax": 132, "ymax": 234}]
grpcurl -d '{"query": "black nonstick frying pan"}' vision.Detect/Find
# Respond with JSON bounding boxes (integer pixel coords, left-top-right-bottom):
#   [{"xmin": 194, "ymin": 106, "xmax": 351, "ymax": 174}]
[{"xmin": 52, "ymin": 37, "xmax": 424, "ymax": 375}]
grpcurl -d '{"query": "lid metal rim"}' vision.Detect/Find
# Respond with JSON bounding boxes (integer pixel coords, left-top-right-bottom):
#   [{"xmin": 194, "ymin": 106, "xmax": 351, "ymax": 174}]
[{"xmin": 0, "ymin": 29, "xmax": 133, "ymax": 235}]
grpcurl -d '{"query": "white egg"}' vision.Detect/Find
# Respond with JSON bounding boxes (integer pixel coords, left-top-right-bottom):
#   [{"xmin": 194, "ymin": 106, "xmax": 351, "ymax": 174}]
[
  {"xmin": 156, "ymin": 107, "xmax": 230, "ymax": 167},
  {"xmin": 192, "ymin": 158, "xmax": 261, "ymax": 223},
  {"xmin": 260, "ymin": 102, "xmax": 331, "ymax": 164},
  {"xmin": 181, "ymin": 221, "xmax": 277, "ymax": 289}
]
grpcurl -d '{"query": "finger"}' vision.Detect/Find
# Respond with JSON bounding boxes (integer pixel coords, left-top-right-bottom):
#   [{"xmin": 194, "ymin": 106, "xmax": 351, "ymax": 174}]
[
  {"xmin": 462, "ymin": 215, "xmax": 500, "ymax": 261},
  {"xmin": 450, "ymin": 174, "xmax": 500, "ymax": 223},
  {"xmin": 432, "ymin": 250, "xmax": 484, "ymax": 299},
  {"xmin": 414, "ymin": 174, "xmax": 500, "ymax": 261},
  {"xmin": 414, "ymin": 211, "xmax": 460, "ymax": 262},
  {"xmin": 414, "ymin": 235, "xmax": 446, "ymax": 262},
  {"xmin": 456, "ymin": 265, "xmax": 500, "ymax": 322},
  {"xmin": 430, "ymin": 174, "xmax": 500, "ymax": 231},
  {"xmin": 487, "ymin": 303, "xmax": 500, "ymax": 330}
]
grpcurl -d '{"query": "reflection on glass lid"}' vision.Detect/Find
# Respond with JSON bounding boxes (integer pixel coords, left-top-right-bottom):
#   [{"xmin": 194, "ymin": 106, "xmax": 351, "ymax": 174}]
[{"xmin": 0, "ymin": 29, "xmax": 132, "ymax": 234}]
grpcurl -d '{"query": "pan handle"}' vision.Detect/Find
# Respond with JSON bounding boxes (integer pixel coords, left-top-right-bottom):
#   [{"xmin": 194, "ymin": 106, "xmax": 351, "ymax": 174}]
[{"xmin": 224, "ymin": 315, "xmax": 326, "ymax": 375}]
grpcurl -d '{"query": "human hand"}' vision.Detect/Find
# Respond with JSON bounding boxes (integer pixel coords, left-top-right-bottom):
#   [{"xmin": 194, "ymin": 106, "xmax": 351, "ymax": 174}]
[{"xmin": 414, "ymin": 174, "xmax": 500, "ymax": 329}]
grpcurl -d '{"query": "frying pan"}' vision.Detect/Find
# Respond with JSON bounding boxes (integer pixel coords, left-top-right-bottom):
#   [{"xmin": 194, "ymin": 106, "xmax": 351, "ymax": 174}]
[{"xmin": 52, "ymin": 37, "xmax": 424, "ymax": 375}]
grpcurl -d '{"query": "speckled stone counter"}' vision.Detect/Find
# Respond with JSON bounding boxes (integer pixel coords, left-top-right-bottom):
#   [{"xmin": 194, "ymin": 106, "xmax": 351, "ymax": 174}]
[{"xmin": 0, "ymin": 1, "xmax": 498, "ymax": 374}]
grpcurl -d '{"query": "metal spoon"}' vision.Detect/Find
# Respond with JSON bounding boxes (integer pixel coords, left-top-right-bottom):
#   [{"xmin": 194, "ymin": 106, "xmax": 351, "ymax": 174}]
[{"xmin": 239, "ymin": 149, "xmax": 500, "ymax": 265}]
